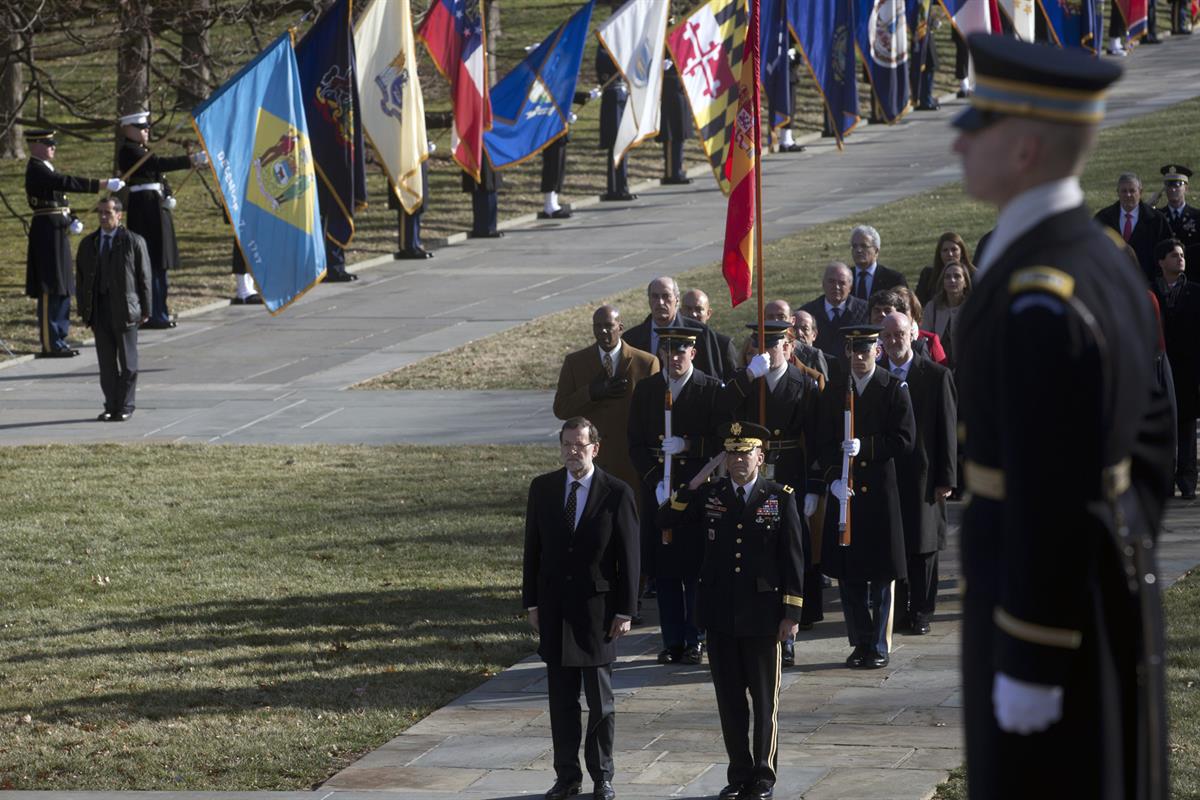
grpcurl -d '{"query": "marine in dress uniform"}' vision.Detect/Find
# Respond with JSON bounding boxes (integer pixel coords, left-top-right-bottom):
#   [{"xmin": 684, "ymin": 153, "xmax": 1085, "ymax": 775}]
[
  {"xmin": 523, "ymin": 418, "xmax": 639, "ymax": 800},
  {"xmin": 1157, "ymin": 164, "xmax": 1200, "ymax": 264},
  {"xmin": 878, "ymin": 314, "xmax": 957, "ymax": 635},
  {"xmin": 656, "ymin": 59, "xmax": 692, "ymax": 184},
  {"xmin": 627, "ymin": 327, "xmax": 728, "ymax": 664},
  {"xmin": 390, "ymin": 158, "xmax": 433, "ymax": 260},
  {"xmin": 24, "ymin": 128, "xmax": 123, "ymax": 357},
  {"xmin": 539, "ymin": 90, "xmax": 598, "ymax": 220},
  {"xmin": 462, "ymin": 153, "xmax": 502, "ymax": 238},
  {"xmin": 717, "ymin": 321, "xmax": 822, "ymax": 660},
  {"xmin": 656, "ymin": 421, "xmax": 805, "ymax": 800},
  {"xmin": 952, "ymin": 35, "xmax": 1172, "ymax": 800},
  {"xmin": 596, "ymin": 46, "xmax": 636, "ymax": 202},
  {"xmin": 817, "ymin": 325, "xmax": 915, "ymax": 669},
  {"xmin": 116, "ymin": 111, "xmax": 204, "ymax": 328}
]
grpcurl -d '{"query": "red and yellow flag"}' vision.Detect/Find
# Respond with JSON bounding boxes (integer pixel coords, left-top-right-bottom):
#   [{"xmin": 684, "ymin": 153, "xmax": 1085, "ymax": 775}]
[{"xmin": 721, "ymin": 0, "xmax": 761, "ymax": 307}]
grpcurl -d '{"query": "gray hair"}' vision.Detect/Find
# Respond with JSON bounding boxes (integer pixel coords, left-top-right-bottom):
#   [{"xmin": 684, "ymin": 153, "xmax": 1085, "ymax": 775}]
[
  {"xmin": 647, "ymin": 276, "xmax": 680, "ymax": 300},
  {"xmin": 850, "ymin": 224, "xmax": 881, "ymax": 250},
  {"xmin": 1117, "ymin": 172, "xmax": 1142, "ymax": 190},
  {"xmin": 823, "ymin": 261, "xmax": 852, "ymax": 281}
]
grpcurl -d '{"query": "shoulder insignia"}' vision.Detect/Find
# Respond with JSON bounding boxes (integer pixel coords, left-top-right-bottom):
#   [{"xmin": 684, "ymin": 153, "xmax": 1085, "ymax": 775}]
[
  {"xmin": 1009, "ymin": 267, "xmax": 1074, "ymax": 300},
  {"xmin": 781, "ymin": 485, "xmax": 794, "ymax": 494},
  {"xmin": 1101, "ymin": 226, "xmax": 1127, "ymax": 251}
]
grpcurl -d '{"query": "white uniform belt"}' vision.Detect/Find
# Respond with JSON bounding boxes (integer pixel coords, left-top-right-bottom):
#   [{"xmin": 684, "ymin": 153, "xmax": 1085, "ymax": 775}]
[{"xmin": 129, "ymin": 183, "xmax": 163, "ymax": 193}]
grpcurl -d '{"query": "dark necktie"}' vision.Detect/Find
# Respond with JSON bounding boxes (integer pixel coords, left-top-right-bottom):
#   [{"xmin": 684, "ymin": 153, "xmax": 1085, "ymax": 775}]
[
  {"xmin": 831, "ymin": 306, "xmax": 842, "ymax": 323},
  {"xmin": 1122, "ymin": 212, "xmax": 1133, "ymax": 241},
  {"xmin": 736, "ymin": 486, "xmax": 746, "ymax": 507},
  {"xmin": 855, "ymin": 270, "xmax": 869, "ymax": 300},
  {"xmin": 100, "ymin": 234, "xmax": 111, "ymax": 258},
  {"xmin": 603, "ymin": 352, "xmax": 614, "ymax": 377},
  {"xmin": 565, "ymin": 481, "xmax": 581, "ymax": 532}
]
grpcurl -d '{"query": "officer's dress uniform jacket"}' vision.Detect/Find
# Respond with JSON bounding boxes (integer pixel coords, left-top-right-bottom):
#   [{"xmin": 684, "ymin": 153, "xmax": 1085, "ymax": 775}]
[
  {"xmin": 955, "ymin": 202, "xmax": 1174, "ymax": 800},
  {"xmin": 817, "ymin": 368, "xmax": 915, "ymax": 583},
  {"xmin": 25, "ymin": 157, "xmax": 99, "ymax": 298},
  {"xmin": 1162, "ymin": 202, "xmax": 1200, "ymax": 262},
  {"xmin": 117, "ymin": 140, "xmax": 190, "ymax": 271}
]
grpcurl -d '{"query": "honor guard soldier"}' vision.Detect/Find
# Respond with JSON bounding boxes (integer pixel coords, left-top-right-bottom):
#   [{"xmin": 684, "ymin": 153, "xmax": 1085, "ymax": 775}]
[
  {"xmin": 656, "ymin": 421, "xmax": 805, "ymax": 800},
  {"xmin": 463, "ymin": 153, "xmax": 502, "ymax": 239},
  {"xmin": 539, "ymin": 89, "xmax": 600, "ymax": 219},
  {"xmin": 719, "ymin": 320, "xmax": 822, "ymax": 659},
  {"xmin": 1158, "ymin": 164, "xmax": 1199, "ymax": 263},
  {"xmin": 656, "ymin": 58, "xmax": 692, "ymax": 185},
  {"xmin": 117, "ymin": 111, "xmax": 207, "ymax": 328},
  {"xmin": 627, "ymin": 326, "xmax": 727, "ymax": 665},
  {"xmin": 595, "ymin": 45, "xmax": 636, "ymax": 202},
  {"xmin": 817, "ymin": 325, "xmax": 915, "ymax": 670},
  {"xmin": 390, "ymin": 156, "xmax": 433, "ymax": 259},
  {"xmin": 952, "ymin": 35, "xmax": 1172, "ymax": 799},
  {"xmin": 24, "ymin": 128, "xmax": 125, "ymax": 357}
]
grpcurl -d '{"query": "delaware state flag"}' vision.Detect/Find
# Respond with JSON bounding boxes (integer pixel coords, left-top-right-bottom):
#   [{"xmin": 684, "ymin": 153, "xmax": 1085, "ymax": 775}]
[{"xmin": 192, "ymin": 33, "xmax": 326, "ymax": 315}]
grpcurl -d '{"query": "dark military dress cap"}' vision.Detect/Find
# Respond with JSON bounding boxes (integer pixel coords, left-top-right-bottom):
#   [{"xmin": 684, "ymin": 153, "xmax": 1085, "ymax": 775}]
[
  {"xmin": 744, "ymin": 319, "xmax": 792, "ymax": 346},
  {"xmin": 24, "ymin": 128, "xmax": 57, "ymax": 145},
  {"xmin": 655, "ymin": 325, "xmax": 699, "ymax": 350},
  {"xmin": 953, "ymin": 34, "xmax": 1123, "ymax": 131},
  {"xmin": 840, "ymin": 324, "xmax": 882, "ymax": 351},
  {"xmin": 717, "ymin": 420, "xmax": 771, "ymax": 452},
  {"xmin": 1161, "ymin": 164, "xmax": 1193, "ymax": 184}
]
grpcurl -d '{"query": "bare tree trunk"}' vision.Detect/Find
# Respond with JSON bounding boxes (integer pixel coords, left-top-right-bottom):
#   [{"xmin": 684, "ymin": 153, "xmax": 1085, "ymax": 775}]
[
  {"xmin": 177, "ymin": 0, "xmax": 212, "ymax": 109},
  {"xmin": 0, "ymin": 10, "xmax": 24, "ymax": 159},
  {"xmin": 485, "ymin": 0, "xmax": 499, "ymax": 89},
  {"xmin": 117, "ymin": 0, "xmax": 151, "ymax": 117}
]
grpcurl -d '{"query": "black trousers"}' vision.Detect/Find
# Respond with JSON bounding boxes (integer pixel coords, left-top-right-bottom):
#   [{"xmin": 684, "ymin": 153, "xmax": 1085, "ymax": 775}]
[
  {"xmin": 952, "ymin": 28, "xmax": 969, "ymax": 80},
  {"xmin": 325, "ymin": 240, "xmax": 349, "ymax": 277},
  {"xmin": 1176, "ymin": 416, "xmax": 1197, "ymax": 494},
  {"xmin": 706, "ymin": 632, "xmax": 782, "ymax": 788},
  {"xmin": 398, "ymin": 204, "xmax": 423, "ymax": 252},
  {"xmin": 471, "ymin": 188, "xmax": 498, "ymax": 235},
  {"xmin": 546, "ymin": 661, "xmax": 615, "ymax": 784},
  {"xmin": 662, "ymin": 138, "xmax": 685, "ymax": 180},
  {"xmin": 541, "ymin": 139, "xmax": 567, "ymax": 194},
  {"xmin": 37, "ymin": 291, "xmax": 72, "ymax": 353},
  {"xmin": 896, "ymin": 551, "xmax": 939, "ymax": 622},
  {"xmin": 838, "ymin": 578, "xmax": 895, "ymax": 655},
  {"xmin": 605, "ymin": 149, "xmax": 629, "ymax": 196},
  {"xmin": 92, "ymin": 298, "xmax": 139, "ymax": 414}
]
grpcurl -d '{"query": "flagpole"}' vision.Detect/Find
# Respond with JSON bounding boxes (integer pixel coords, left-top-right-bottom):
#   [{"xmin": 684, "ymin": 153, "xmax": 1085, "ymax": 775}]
[{"xmin": 753, "ymin": 0, "xmax": 766, "ymax": 428}]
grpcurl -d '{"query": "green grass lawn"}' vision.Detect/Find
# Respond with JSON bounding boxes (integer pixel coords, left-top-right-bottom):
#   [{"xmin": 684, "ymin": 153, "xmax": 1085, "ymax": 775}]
[
  {"xmin": 0, "ymin": 1, "xmax": 966, "ymax": 357},
  {"xmin": 0, "ymin": 443, "xmax": 557, "ymax": 790},
  {"xmin": 360, "ymin": 93, "xmax": 1200, "ymax": 391}
]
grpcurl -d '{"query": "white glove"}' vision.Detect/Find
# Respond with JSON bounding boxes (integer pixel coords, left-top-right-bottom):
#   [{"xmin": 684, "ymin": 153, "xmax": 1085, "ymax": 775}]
[
  {"xmin": 190, "ymin": 150, "xmax": 209, "ymax": 166},
  {"xmin": 803, "ymin": 493, "xmax": 819, "ymax": 518},
  {"xmin": 568, "ymin": 112, "xmax": 578, "ymax": 124},
  {"xmin": 162, "ymin": 196, "xmax": 177, "ymax": 210},
  {"xmin": 747, "ymin": 352, "xmax": 771, "ymax": 379},
  {"xmin": 427, "ymin": 140, "xmax": 437, "ymax": 153},
  {"xmin": 662, "ymin": 436, "xmax": 686, "ymax": 455},
  {"xmin": 69, "ymin": 218, "xmax": 84, "ymax": 235},
  {"xmin": 655, "ymin": 481, "xmax": 669, "ymax": 505},
  {"xmin": 662, "ymin": 59, "xmax": 673, "ymax": 72},
  {"xmin": 992, "ymin": 672, "xmax": 1063, "ymax": 734},
  {"xmin": 830, "ymin": 479, "xmax": 853, "ymax": 502},
  {"xmin": 787, "ymin": 47, "xmax": 797, "ymax": 59},
  {"xmin": 589, "ymin": 86, "xmax": 602, "ymax": 100},
  {"xmin": 841, "ymin": 438, "xmax": 861, "ymax": 457},
  {"xmin": 106, "ymin": 178, "xmax": 125, "ymax": 192}
]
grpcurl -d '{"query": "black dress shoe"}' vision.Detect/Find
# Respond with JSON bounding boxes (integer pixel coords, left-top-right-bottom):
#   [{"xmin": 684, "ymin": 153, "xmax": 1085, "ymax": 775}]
[
  {"xmin": 592, "ymin": 779, "xmax": 615, "ymax": 800},
  {"xmin": 845, "ymin": 645, "xmax": 867, "ymax": 669},
  {"xmin": 544, "ymin": 778, "xmax": 581, "ymax": 800},
  {"xmin": 39, "ymin": 348, "xmax": 79, "ymax": 358},
  {"xmin": 657, "ymin": 647, "xmax": 682, "ymax": 664},
  {"xmin": 1145, "ymin": 34, "xmax": 1162, "ymax": 43},
  {"xmin": 680, "ymin": 644, "xmax": 703, "ymax": 665},
  {"xmin": 718, "ymin": 784, "xmax": 743, "ymax": 800},
  {"xmin": 140, "ymin": 320, "xmax": 176, "ymax": 330},
  {"xmin": 244, "ymin": 293, "xmax": 265, "ymax": 304},
  {"xmin": 325, "ymin": 271, "xmax": 358, "ymax": 282},
  {"xmin": 600, "ymin": 192, "xmax": 637, "ymax": 202},
  {"xmin": 779, "ymin": 143, "xmax": 806, "ymax": 152},
  {"xmin": 395, "ymin": 247, "xmax": 434, "ymax": 259},
  {"xmin": 467, "ymin": 230, "xmax": 505, "ymax": 238},
  {"xmin": 739, "ymin": 779, "xmax": 774, "ymax": 800},
  {"xmin": 630, "ymin": 613, "xmax": 643, "ymax": 626},
  {"xmin": 917, "ymin": 100, "xmax": 941, "ymax": 111},
  {"xmin": 867, "ymin": 649, "xmax": 889, "ymax": 669},
  {"xmin": 781, "ymin": 643, "xmax": 795, "ymax": 667},
  {"xmin": 660, "ymin": 175, "xmax": 693, "ymax": 185},
  {"xmin": 97, "ymin": 411, "xmax": 114, "ymax": 422},
  {"xmin": 230, "ymin": 296, "xmax": 245, "ymax": 305},
  {"xmin": 956, "ymin": 88, "xmax": 972, "ymax": 98},
  {"xmin": 537, "ymin": 208, "xmax": 573, "ymax": 219}
]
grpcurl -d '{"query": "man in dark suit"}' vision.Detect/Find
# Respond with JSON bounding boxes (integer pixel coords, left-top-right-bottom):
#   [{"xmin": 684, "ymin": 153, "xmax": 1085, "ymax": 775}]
[
  {"xmin": 817, "ymin": 325, "xmax": 915, "ymax": 670},
  {"xmin": 879, "ymin": 313, "xmax": 957, "ymax": 635},
  {"xmin": 554, "ymin": 305, "xmax": 660, "ymax": 500},
  {"xmin": 627, "ymin": 327, "xmax": 728, "ymax": 664},
  {"xmin": 1157, "ymin": 164, "xmax": 1199, "ymax": 264},
  {"xmin": 849, "ymin": 224, "xmax": 907, "ymax": 301},
  {"xmin": 799, "ymin": 262, "xmax": 868, "ymax": 358},
  {"xmin": 623, "ymin": 276, "xmax": 731, "ymax": 380},
  {"xmin": 1093, "ymin": 171, "xmax": 1172, "ymax": 284},
  {"xmin": 656, "ymin": 421, "xmax": 805, "ymax": 800},
  {"xmin": 75, "ymin": 197, "xmax": 152, "ymax": 422},
  {"xmin": 681, "ymin": 288, "xmax": 741, "ymax": 376},
  {"xmin": 523, "ymin": 417, "xmax": 639, "ymax": 800},
  {"xmin": 24, "ymin": 128, "xmax": 124, "ymax": 357},
  {"xmin": 952, "ymin": 35, "xmax": 1171, "ymax": 799},
  {"xmin": 1153, "ymin": 238, "xmax": 1200, "ymax": 499}
]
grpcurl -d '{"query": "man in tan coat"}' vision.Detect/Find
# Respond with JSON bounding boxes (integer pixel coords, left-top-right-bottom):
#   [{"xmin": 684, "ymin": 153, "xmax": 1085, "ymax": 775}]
[{"xmin": 554, "ymin": 305, "xmax": 659, "ymax": 498}]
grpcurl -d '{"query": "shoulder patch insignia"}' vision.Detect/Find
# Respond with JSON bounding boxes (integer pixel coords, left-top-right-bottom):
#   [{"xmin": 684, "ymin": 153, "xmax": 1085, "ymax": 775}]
[
  {"xmin": 1009, "ymin": 267, "xmax": 1075, "ymax": 300},
  {"xmin": 781, "ymin": 485, "xmax": 794, "ymax": 494}
]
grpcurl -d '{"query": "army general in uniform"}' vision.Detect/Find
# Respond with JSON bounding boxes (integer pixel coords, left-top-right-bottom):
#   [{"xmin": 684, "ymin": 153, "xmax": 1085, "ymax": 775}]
[{"xmin": 952, "ymin": 35, "xmax": 1173, "ymax": 800}]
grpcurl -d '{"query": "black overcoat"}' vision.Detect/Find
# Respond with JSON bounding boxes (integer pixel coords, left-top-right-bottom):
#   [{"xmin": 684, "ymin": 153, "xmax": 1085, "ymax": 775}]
[
  {"xmin": 24, "ymin": 158, "xmax": 100, "ymax": 297},
  {"xmin": 118, "ymin": 139, "xmax": 191, "ymax": 271}
]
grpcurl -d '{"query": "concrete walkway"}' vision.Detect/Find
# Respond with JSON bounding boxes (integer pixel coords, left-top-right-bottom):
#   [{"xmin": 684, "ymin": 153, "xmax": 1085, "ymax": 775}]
[{"xmin": 1, "ymin": 35, "xmax": 1197, "ymax": 445}]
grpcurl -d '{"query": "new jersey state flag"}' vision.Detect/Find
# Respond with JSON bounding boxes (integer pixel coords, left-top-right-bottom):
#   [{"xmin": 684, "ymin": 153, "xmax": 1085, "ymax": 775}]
[{"xmin": 193, "ymin": 33, "xmax": 326, "ymax": 315}]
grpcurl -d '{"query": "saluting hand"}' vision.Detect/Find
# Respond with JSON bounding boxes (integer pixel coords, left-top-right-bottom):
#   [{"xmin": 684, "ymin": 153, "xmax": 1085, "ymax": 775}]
[{"xmin": 688, "ymin": 452, "xmax": 726, "ymax": 490}]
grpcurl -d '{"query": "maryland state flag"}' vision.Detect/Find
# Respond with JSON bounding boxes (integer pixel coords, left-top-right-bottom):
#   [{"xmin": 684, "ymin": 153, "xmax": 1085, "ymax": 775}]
[
  {"xmin": 721, "ymin": 0, "xmax": 761, "ymax": 308},
  {"xmin": 666, "ymin": 0, "xmax": 747, "ymax": 195},
  {"xmin": 192, "ymin": 33, "xmax": 326, "ymax": 314}
]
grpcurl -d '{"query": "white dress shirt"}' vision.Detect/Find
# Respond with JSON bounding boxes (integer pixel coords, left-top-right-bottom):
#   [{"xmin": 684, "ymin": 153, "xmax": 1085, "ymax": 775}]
[{"xmin": 565, "ymin": 467, "xmax": 595, "ymax": 531}]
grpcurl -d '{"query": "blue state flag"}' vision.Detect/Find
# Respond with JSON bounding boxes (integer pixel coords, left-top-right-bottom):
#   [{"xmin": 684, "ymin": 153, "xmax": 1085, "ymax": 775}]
[
  {"xmin": 761, "ymin": 0, "xmax": 791, "ymax": 129},
  {"xmin": 790, "ymin": 0, "xmax": 859, "ymax": 147},
  {"xmin": 854, "ymin": 0, "xmax": 911, "ymax": 123},
  {"xmin": 1038, "ymin": 0, "xmax": 1104, "ymax": 51},
  {"xmin": 296, "ymin": 0, "xmax": 367, "ymax": 248},
  {"xmin": 193, "ymin": 33, "xmax": 326, "ymax": 315},
  {"xmin": 484, "ymin": 0, "xmax": 595, "ymax": 169}
]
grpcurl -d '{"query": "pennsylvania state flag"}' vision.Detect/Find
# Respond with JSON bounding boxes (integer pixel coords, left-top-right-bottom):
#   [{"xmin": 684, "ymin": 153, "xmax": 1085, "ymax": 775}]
[
  {"xmin": 193, "ymin": 33, "xmax": 326, "ymax": 315},
  {"xmin": 484, "ymin": 0, "xmax": 594, "ymax": 169}
]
